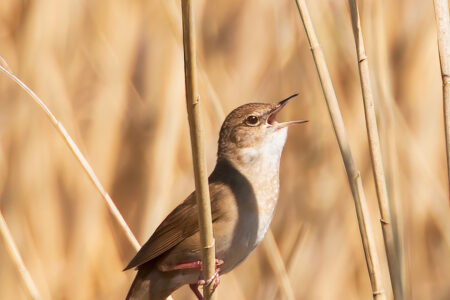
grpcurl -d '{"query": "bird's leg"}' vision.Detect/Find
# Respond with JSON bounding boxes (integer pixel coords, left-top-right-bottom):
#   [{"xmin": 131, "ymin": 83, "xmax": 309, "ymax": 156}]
[
  {"xmin": 197, "ymin": 267, "xmax": 220, "ymax": 290},
  {"xmin": 161, "ymin": 260, "xmax": 202, "ymax": 271},
  {"xmin": 190, "ymin": 265, "xmax": 221, "ymax": 300},
  {"xmin": 161, "ymin": 259, "xmax": 223, "ymax": 299},
  {"xmin": 189, "ymin": 284, "xmax": 203, "ymax": 300},
  {"xmin": 159, "ymin": 259, "xmax": 223, "ymax": 272}
]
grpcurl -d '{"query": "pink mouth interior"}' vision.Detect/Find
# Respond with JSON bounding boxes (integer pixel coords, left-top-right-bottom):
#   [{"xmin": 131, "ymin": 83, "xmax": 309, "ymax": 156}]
[{"xmin": 267, "ymin": 109, "xmax": 280, "ymax": 125}]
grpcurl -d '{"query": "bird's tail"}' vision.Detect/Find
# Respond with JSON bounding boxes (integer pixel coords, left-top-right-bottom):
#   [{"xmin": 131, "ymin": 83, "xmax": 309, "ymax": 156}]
[
  {"xmin": 126, "ymin": 269, "xmax": 151, "ymax": 300},
  {"xmin": 126, "ymin": 269, "xmax": 173, "ymax": 300}
]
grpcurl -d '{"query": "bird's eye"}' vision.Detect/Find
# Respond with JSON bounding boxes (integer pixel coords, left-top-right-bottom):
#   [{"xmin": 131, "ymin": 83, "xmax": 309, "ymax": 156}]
[{"xmin": 245, "ymin": 115, "xmax": 260, "ymax": 126}]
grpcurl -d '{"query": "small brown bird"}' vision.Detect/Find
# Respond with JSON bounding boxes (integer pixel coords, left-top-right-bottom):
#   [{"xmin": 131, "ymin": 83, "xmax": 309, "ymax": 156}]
[{"xmin": 124, "ymin": 94, "xmax": 307, "ymax": 300}]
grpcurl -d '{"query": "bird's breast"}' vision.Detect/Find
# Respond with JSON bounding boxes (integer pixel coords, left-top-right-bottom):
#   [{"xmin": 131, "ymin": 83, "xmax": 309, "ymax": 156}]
[
  {"xmin": 253, "ymin": 174, "xmax": 279, "ymax": 246},
  {"xmin": 217, "ymin": 141, "xmax": 284, "ymax": 272},
  {"xmin": 236, "ymin": 141, "xmax": 283, "ymax": 247}
]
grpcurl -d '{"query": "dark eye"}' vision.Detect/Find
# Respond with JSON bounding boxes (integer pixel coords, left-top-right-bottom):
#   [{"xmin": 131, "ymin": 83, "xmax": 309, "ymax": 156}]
[{"xmin": 245, "ymin": 115, "xmax": 259, "ymax": 126}]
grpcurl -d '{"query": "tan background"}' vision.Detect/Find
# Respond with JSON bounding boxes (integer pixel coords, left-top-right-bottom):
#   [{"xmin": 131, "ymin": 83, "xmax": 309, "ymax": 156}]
[{"xmin": 0, "ymin": 0, "xmax": 449, "ymax": 299}]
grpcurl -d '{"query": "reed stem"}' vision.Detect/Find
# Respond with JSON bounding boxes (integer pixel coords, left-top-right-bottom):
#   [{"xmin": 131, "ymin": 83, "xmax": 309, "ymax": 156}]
[
  {"xmin": 262, "ymin": 230, "xmax": 296, "ymax": 300},
  {"xmin": 0, "ymin": 61, "xmax": 177, "ymax": 299},
  {"xmin": 348, "ymin": 1, "xmax": 403, "ymax": 298},
  {"xmin": 0, "ymin": 211, "xmax": 42, "ymax": 300},
  {"xmin": 293, "ymin": 1, "xmax": 386, "ymax": 298},
  {"xmin": 432, "ymin": 0, "xmax": 450, "ymax": 199},
  {"xmin": 0, "ymin": 63, "xmax": 141, "ymax": 252},
  {"xmin": 181, "ymin": 1, "xmax": 217, "ymax": 299}
]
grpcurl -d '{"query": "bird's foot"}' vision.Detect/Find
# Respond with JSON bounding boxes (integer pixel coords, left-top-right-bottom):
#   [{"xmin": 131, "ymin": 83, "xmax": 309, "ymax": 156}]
[
  {"xmin": 197, "ymin": 268, "xmax": 220, "ymax": 289},
  {"xmin": 186, "ymin": 259, "xmax": 222, "ymax": 300},
  {"xmin": 196, "ymin": 259, "xmax": 221, "ymax": 291},
  {"xmin": 190, "ymin": 268, "xmax": 220, "ymax": 300}
]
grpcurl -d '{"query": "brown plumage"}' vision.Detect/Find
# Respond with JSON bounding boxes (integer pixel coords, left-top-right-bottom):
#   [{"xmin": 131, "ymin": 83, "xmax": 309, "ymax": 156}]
[{"xmin": 124, "ymin": 94, "xmax": 307, "ymax": 300}]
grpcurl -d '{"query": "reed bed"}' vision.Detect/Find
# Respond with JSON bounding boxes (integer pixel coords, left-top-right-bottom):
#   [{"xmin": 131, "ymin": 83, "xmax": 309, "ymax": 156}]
[{"xmin": 0, "ymin": 0, "xmax": 449, "ymax": 299}]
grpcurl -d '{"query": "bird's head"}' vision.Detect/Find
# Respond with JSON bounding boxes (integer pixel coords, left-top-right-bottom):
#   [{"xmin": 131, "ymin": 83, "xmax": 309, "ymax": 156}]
[{"xmin": 217, "ymin": 94, "xmax": 307, "ymax": 164}]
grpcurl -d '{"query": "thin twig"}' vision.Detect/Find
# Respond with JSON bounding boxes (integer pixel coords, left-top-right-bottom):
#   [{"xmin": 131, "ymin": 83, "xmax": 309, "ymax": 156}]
[
  {"xmin": 348, "ymin": 1, "xmax": 403, "ymax": 299},
  {"xmin": 181, "ymin": 1, "xmax": 217, "ymax": 299},
  {"xmin": 293, "ymin": 1, "xmax": 386, "ymax": 299},
  {"xmin": 262, "ymin": 231, "xmax": 296, "ymax": 300},
  {"xmin": 0, "ymin": 63, "xmax": 141, "ymax": 252},
  {"xmin": 432, "ymin": 0, "xmax": 450, "ymax": 199},
  {"xmin": 0, "ymin": 211, "xmax": 42, "ymax": 300},
  {"xmin": 0, "ymin": 57, "xmax": 178, "ymax": 300}
]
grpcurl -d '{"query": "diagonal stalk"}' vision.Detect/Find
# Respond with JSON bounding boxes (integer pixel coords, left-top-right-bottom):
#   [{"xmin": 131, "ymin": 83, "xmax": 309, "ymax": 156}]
[
  {"xmin": 293, "ymin": 1, "xmax": 386, "ymax": 299},
  {"xmin": 348, "ymin": 1, "xmax": 403, "ymax": 299},
  {"xmin": 0, "ymin": 64, "xmax": 141, "ymax": 252},
  {"xmin": 0, "ymin": 211, "xmax": 42, "ymax": 300},
  {"xmin": 262, "ymin": 231, "xmax": 296, "ymax": 300},
  {"xmin": 0, "ymin": 60, "xmax": 176, "ymax": 300}
]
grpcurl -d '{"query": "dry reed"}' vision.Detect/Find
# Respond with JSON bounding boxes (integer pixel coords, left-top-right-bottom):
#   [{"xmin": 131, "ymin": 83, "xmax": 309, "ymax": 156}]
[
  {"xmin": 1, "ymin": 1, "xmax": 448, "ymax": 299},
  {"xmin": 347, "ymin": 0, "xmax": 403, "ymax": 299},
  {"xmin": 432, "ymin": 0, "xmax": 450, "ymax": 197},
  {"xmin": 0, "ymin": 64, "xmax": 140, "ymax": 252},
  {"xmin": 293, "ymin": 0, "xmax": 386, "ymax": 299},
  {"xmin": 0, "ymin": 56, "xmax": 178, "ymax": 300},
  {"xmin": 261, "ymin": 231, "xmax": 296, "ymax": 300},
  {"xmin": 181, "ymin": 0, "xmax": 217, "ymax": 299},
  {"xmin": 162, "ymin": 6, "xmax": 295, "ymax": 298},
  {"xmin": 0, "ymin": 211, "xmax": 41, "ymax": 300},
  {"xmin": 175, "ymin": 2, "xmax": 296, "ymax": 298}
]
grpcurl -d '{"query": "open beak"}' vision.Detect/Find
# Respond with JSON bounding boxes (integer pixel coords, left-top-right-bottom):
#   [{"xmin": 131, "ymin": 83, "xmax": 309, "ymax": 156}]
[{"xmin": 267, "ymin": 93, "xmax": 308, "ymax": 128}]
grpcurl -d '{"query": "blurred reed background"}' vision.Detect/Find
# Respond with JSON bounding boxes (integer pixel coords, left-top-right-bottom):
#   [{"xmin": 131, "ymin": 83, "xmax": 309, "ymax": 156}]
[{"xmin": 0, "ymin": 0, "xmax": 449, "ymax": 299}]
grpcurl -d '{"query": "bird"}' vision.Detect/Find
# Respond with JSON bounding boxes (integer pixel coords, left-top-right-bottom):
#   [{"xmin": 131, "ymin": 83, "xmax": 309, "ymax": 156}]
[{"xmin": 124, "ymin": 93, "xmax": 307, "ymax": 300}]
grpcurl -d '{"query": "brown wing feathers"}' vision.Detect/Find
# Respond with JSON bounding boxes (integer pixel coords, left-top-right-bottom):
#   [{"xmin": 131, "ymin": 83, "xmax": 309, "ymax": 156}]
[
  {"xmin": 123, "ymin": 194, "xmax": 198, "ymax": 270},
  {"xmin": 124, "ymin": 181, "xmax": 230, "ymax": 271}
]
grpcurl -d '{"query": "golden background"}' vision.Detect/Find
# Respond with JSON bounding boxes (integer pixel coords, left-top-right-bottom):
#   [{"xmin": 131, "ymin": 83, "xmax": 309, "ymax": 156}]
[{"xmin": 0, "ymin": 0, "xmax": 448, "ymax": 299}]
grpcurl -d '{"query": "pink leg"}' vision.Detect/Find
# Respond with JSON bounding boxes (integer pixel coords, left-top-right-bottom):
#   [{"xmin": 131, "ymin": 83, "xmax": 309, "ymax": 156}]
[
  {"xmin": 159, "ymin": 259, "xmax": 223, "ymax": 272},
  {"xmin": 197, "ymin": 267, "xmax": 220, "ymax": 289},
  {"xmin": 160, "ymin": 259, "xmax": 223, "ymax": 298},
  {"xmin": 190, "ymin": 267, "xmax": 221, "ymax": 300}
]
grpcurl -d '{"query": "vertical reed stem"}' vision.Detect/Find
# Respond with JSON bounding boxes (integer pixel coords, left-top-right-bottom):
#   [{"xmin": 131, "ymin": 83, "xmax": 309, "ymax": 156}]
[
  {"xmin": 181, "ymin": 1, "xmax": 217, "ymax": 299},
  {"xmin": 432, "ymin": 0, "xmax": 450, "ymax": 198},
  {"xmin": 348, "ymin": 1, "xmax": 403, "ymax": 299},
  {"xmin": 0, "ymin": 211, "xmax": 42, "ymax": 300},
  {"xmin": 293, "ymin": 1, "xmax": 386, "ymax": 298}
]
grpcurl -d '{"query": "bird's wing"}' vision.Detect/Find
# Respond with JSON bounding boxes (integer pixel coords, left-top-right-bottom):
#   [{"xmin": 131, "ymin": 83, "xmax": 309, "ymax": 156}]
[{"xmin": 124, "ymin": 184, "xmax": 228, "ymax": 271}]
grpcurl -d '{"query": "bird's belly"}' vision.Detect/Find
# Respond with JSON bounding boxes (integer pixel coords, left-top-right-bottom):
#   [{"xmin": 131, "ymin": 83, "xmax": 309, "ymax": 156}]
[
  {"xmin": 216, "ymin": 232, "xmax": 257, "ymax": 274},
  {"xmin": 216, "ymin": 200, "xmax": 276, "ymax": 274}
]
